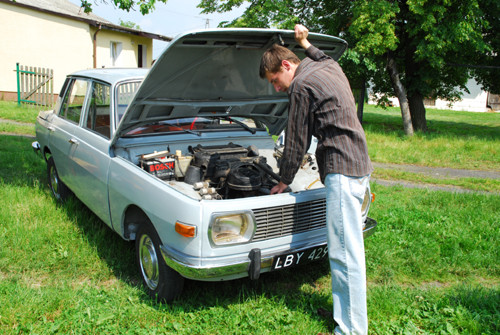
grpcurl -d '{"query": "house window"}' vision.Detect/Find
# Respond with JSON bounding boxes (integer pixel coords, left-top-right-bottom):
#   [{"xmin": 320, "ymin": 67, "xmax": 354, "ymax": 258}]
[
  {"xmin": 111, "ymin": 41, "xmax": 123, "ymax": 66},
  {"xmin": 138, "ymin": 44, "xmax": 147, "ymax": 67}
]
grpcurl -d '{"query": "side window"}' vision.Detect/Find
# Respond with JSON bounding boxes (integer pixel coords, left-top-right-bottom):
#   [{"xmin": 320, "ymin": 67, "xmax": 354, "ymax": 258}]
[
  {"xmin": 85, "ymin": 82, "xmax": 111, "ymax": 138},
  {"xmin": 59, "ymin": 79, "xmax": 88, "ymax": 124},
  {"xmin": 116, "ymin": 81, "xmax": 141, "ymax": 122}
]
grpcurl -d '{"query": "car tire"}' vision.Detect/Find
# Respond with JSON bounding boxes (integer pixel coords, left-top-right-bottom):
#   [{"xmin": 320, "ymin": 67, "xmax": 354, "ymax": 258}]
[
  {"xmin": 135, "ymin": 223, "xmax": 184, "ymax": 302},
  {"xmin": 47, "ymin": 156, "xmax": 70, "ymax": 202}
]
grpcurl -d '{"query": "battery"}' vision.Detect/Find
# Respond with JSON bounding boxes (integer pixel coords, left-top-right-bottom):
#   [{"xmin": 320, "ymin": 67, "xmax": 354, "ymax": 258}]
[{"xmin": 141, "ymin": 157, "xmax": 175, "ymax": 180}]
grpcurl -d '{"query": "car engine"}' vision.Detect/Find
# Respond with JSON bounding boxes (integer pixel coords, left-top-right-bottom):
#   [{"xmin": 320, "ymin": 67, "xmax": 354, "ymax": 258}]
[{"xmin": 139, "ymin": 143, "xmax": 285, "ymax": 200}]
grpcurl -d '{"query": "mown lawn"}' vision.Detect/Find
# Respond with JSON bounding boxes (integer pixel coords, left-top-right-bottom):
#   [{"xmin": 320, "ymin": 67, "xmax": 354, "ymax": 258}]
[{"xmin": 0, "ymin": 102, "xmax": 498, "ymax": 334}]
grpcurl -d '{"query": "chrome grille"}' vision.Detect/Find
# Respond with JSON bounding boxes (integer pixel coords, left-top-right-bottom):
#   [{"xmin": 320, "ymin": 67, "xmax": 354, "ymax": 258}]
[{"xmin": 252, "ymin": 199, "xmax": 326, "ymax": 242}]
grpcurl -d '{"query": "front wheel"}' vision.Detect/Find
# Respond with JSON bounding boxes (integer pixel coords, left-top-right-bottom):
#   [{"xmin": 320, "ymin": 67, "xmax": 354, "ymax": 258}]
[{"xmin": 135, "ymin": 223, "xmax": 184, "ymax": 302}]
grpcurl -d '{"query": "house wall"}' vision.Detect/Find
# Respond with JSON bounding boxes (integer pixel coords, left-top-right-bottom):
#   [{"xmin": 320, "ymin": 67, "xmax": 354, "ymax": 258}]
[
  {"xmin": 0, "ymin": 2, "xmax": 152, "ymax": 102},
  {"xmin": 368, "ymin": 78, "xmax": 491, "ymax": 112},
  {"xmin": 433, "ymin": 79, "xmax": 489, "ymax": 112},
  {"xmin": 93, "ymin": 28, "xmax": 153, "ymax": 69}
]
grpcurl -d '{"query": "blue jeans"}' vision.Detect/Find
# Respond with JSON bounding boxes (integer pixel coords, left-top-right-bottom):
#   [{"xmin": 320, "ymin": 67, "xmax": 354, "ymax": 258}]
[{"xmin": 325, "ymin": 173, "xmax": 370, "ymax": 335}]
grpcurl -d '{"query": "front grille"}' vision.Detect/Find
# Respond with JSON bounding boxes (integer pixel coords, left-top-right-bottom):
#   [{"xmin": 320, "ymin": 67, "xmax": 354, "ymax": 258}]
[{"xmin": 252, "ymin": 199, "xmax": 326, "ymax": 242}]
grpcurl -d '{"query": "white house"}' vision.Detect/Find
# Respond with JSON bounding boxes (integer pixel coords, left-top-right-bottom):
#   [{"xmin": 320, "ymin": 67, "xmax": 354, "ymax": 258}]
[
  {"xmin": 0, "ymin": 0, "xmax": 171, "ymax": 102},
  {"xmin": 369, "ymin": 78, "xmax": 499, "ymax": 112}
]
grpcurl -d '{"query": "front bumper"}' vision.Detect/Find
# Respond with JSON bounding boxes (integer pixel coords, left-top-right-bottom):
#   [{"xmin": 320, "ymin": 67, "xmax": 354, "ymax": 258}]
[
  {"xmin": 161, "ymin": 217, "xmax": 377, "ymax": 281},
  {"xmin": 32, "ymin": 141, "xmax": 41, "ymax": 153}
]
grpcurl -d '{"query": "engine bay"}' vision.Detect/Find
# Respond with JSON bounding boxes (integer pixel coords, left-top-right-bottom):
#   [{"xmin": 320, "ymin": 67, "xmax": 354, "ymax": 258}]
[{"xmin": 139, "ymin": 143, "xmax": 291, "ymax": 200}]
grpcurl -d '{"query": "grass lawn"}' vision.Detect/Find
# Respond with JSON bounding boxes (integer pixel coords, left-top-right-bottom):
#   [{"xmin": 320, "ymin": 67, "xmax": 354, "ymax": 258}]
[{"xmin": 0, "ymin": 102, "xmax": 498, "ymax": 334}]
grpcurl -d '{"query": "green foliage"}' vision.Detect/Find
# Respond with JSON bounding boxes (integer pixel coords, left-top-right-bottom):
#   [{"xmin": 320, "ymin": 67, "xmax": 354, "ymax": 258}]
[
  {"xmin": 79, "ymin": 0, "xmax": 168, "ymax": 15},
  {"xmin": 197, "ymin": 0, "xmax": 497, "ymax": 132},
  {"xmin": 119, "ymin": 19, "xmax": 141, "ymax": 30}
]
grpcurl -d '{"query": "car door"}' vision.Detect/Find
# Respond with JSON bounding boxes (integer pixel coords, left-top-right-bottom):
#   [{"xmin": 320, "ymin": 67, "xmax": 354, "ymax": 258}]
[
  {"xmin": 68, "ymin": 80, "xmax": 113, "ymax": 225},
  {"xmin": 48, "ymin": 77, "xmax": 90, "ymax": 192}
]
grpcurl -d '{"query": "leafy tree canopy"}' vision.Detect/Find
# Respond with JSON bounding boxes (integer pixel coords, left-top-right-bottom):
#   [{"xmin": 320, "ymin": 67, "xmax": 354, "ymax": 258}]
[
  {"xmin": 119, "ymin": 19, "xmax": 141, "ymax": 29},
  {"xmin": 81, "ymin": 0, "xmax": 498, "ymax": 129},
  {"xmin": 199, "ymin": 0, "xmax": 496, "ymax": 131},
  {"xmin": 79, "ymin": 0, "xmax": 168, "ymax": 15}
]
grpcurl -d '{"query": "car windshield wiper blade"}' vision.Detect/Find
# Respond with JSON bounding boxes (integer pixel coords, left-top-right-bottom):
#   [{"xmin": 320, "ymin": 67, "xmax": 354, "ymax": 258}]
[{"xmin": 212, "ymin": 116, "xmax": 256, "ymax": 134}]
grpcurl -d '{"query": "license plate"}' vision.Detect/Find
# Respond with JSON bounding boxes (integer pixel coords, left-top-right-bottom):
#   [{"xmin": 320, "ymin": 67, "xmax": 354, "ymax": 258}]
[{"xmin": 271, "ymin": 245, "xmax": 328, "ymax": 271}]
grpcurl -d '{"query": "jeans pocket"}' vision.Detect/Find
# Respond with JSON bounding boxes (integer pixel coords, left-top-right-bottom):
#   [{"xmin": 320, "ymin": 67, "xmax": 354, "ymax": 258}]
[{"xmin": 348, "ymin": 177, "xmax": 366, "ymax": 202}]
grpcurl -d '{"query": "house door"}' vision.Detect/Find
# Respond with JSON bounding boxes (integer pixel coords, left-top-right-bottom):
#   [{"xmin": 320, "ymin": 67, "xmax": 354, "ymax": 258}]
[{"xmin": 138, "ymin": 44, "xmax": 147, "ymax": 67}]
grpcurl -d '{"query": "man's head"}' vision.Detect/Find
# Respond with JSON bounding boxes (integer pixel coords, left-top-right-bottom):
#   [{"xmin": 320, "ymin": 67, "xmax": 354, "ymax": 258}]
[{"xmin": 260, "ymin": 44, "xmax": 300, "ymax": 92}]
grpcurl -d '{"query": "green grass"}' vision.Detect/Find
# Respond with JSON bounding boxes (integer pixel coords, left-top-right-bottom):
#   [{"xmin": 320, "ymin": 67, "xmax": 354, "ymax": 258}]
[
  {"xmin": 0, "ymin": 102, "xmax": 499, "ymax": 333},
  {"xmin": 0, "ymin": 101, "xmax": 41, "ymax": 124},
  {"xmin": 363, "ymin": 105, "xmax": 500, "ymax": 171}
]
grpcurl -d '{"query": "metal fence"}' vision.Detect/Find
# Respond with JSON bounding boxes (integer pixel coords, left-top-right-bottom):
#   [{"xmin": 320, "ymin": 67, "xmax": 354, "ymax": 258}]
[{"xmin": 16, "ymin": 63, "xmax": 54, "ymax": 107}]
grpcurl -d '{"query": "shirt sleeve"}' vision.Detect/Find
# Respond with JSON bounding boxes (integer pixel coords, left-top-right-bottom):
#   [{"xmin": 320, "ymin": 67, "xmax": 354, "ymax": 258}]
[
  {"xmin": 278, "ymin": 91, "xmax": 313, "ymax": 185},
  {"xmin": 305, "ymin": 45, "xmax": 332, "ymax": 62}
]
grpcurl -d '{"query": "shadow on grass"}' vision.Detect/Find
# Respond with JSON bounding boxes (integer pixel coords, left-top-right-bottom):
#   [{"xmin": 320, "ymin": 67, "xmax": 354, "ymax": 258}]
[
  {"xmin": 66, "ymin": 193, "xmax": 334, "ymax": 320},
  {"xmin": 59, "ymin": 195, "xmax": 336, "ymax": 329}
]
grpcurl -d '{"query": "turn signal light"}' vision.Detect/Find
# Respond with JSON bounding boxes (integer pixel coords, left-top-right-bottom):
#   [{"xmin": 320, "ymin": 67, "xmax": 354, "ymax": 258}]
[
  {"xmin": 175, "ymin": 222, "xmax": 196, "ymax": 238},
  {"xmin": 371, "ymin": 193, "xmax": 376, "ymax": 203}
]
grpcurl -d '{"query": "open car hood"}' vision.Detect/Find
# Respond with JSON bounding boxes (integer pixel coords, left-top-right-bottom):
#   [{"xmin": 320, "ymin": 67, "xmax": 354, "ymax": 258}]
[{"xmin": 113, "ymin": 28, "xmax": 347, "ymax": 143}]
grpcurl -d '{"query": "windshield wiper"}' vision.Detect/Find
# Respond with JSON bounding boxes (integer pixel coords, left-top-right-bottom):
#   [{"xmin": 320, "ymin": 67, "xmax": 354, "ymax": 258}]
[{"xmin": 212, "ymin": 116, "xmax": 256, "ymax": 134}]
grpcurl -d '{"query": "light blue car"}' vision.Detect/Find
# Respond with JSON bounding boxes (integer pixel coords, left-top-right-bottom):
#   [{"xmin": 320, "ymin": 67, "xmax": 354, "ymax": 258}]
[{"xmin": 33, "ymin": 28, "xmax": 377, "ymax": 302}]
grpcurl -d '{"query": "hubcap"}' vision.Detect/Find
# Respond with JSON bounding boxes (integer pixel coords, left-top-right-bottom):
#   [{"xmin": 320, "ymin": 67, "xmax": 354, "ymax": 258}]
[
  {"xmin": 139, "ymin": 234, "xmax": 159, "ymax": 290},
  {"xmin": 49, "ymin": 165, "xmax": 60, "ymax": 199}
]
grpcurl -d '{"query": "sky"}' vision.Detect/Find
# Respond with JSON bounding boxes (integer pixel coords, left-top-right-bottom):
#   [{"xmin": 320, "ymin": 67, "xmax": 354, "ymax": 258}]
[{"xmin": 68, "ymin": 0, "xmax": 247, "ymax": 58}]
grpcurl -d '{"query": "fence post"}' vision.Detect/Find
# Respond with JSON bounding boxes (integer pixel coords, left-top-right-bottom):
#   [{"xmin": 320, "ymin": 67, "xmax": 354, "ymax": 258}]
[{"xmin": 16, "ymin": 63, "xmax": 21, "ymax": 106}]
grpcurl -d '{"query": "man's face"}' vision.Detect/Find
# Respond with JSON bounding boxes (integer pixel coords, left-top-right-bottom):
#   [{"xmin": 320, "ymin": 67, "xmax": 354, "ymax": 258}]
[{"xmin": 265, "ymin": 61, "xmax": 296, "ymax": 92}]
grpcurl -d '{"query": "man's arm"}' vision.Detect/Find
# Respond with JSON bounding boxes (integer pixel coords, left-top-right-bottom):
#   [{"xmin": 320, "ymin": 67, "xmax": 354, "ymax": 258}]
[{"xmin": 295, "ymin": 24, "xmax": 311, "ymax": 50}]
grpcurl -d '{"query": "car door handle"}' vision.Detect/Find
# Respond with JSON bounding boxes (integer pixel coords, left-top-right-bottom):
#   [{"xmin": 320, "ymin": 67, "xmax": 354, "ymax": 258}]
[
  {"xmin": 68, "ymin": 138, "xmax": 79, "ymax": 145},
  {"xmin": 47, "ymin": 126, "xmax": 55, "ymax": 132}
]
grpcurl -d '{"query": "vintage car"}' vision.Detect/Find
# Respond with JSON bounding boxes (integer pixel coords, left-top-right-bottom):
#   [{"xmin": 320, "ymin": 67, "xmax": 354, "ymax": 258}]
[{"xmin": 32, "ymin": 28, "xmax": 377, "ymax": 301}]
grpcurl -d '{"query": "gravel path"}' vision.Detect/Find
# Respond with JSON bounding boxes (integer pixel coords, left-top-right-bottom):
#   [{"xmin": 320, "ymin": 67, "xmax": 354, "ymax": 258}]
[{"xmin": 372, "ymin": 162, "xmax": 500, "ymax": 195}]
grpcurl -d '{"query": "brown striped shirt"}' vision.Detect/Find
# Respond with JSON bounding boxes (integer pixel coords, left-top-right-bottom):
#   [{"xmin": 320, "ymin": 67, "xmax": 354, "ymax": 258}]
[{"xmin": 279, "ymin": 45, "xmax": 373, "ymax": 185}]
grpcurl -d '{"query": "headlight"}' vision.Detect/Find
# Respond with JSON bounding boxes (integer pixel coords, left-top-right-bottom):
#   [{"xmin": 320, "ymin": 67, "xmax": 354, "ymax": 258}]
[
  {"xmin": 209, "ymin": 211, "xmax": 255, "ymax": 247},
  {"xmin": 361, "ymin": 187, "xmax": 372, "ymax": 219}
]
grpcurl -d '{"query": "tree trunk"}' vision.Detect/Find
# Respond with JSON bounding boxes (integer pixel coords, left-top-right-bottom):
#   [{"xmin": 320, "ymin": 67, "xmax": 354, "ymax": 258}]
[
  {"xmin": 357, "ymin": 80, "xmax": 366, "ymax": 124},
  {"xmin": 386, "ymin": 54, "xmax": 414, "ymax": 136},
  {"xmin": 408, "ymin": 92, "xmax": 428, "ymax": 131}
]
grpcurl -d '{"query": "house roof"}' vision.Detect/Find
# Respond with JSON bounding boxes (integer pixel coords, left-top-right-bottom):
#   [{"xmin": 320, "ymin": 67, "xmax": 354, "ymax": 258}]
[{"xmin": 2, "ymin": 0, "xmax": 172, "ymax": 42}]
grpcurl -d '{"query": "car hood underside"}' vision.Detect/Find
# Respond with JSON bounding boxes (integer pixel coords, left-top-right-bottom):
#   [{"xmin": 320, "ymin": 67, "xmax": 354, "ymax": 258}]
[{"xmin": 113, "ymin": 28, "xmax": 347, "ymax": 144}]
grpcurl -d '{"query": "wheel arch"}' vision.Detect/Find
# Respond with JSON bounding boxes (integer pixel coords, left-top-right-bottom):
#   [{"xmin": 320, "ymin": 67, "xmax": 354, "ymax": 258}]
[
  {"xmin": 42, "ymin": 146, "xmax": 52, "ymax": 162},
  {"xmin": 122, "ymin": 205, "xmax": 152, "ymax": 241}
]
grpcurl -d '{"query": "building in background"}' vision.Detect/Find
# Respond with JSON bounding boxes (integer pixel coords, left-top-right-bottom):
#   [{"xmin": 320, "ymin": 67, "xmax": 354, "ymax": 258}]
[{"xmin": 0, "ymin": 0, "xmax": 171, "ymax": 102}]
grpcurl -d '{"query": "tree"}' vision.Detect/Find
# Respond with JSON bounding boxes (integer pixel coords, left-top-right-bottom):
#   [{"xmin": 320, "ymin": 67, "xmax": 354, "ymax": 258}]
[
  {"xmin": 119, "ymin": 19, "xmax": 141, "ymax": 30},
  {"xmin": 351, "ymin": 0, "xmax": 492, "ymax": 131},
  {"xmin": 198, "ymin": 0, "xmax": 493, "ymax": 134},
  {"xmin": 79, "ymin": 0, "xmax": 168, "ymax": 15},
  {"xmin": 471, "ymin": 0, "xmax": 500, "ymax": 94},
  {"xmin": 82, "ymin": 1, "xmax": 496, "ymax": 132}
]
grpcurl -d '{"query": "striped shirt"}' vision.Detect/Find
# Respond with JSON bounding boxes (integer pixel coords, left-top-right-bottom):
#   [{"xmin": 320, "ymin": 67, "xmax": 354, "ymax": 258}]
[{"xmin": 279, "ymin": 45, "xmax": 373, "ymax": 185}]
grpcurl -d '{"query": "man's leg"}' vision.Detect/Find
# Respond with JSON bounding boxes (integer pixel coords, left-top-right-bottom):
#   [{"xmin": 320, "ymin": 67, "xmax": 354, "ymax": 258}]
[{"xmin": 325, "ymin": 174, "xmax": 369, "ymax": 334}]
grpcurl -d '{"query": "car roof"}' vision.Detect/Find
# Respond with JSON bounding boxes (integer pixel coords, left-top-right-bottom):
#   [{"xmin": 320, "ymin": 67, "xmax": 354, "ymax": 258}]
[{"xmin": 70, "ymin": 68, "xmax": 148, "ymax": 85}]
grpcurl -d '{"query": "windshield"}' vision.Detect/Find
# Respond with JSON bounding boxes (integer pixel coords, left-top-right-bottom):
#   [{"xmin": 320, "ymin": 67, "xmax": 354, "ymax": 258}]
[{"xmin": 124, "ymin": 116, "xmax": 265, "ymax": 136}]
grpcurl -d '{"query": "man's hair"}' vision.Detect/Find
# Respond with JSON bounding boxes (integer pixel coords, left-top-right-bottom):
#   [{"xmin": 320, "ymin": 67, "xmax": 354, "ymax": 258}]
[{"xmin": 259, "ymin": 44, "xmax": 301, "ymax": 79}]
